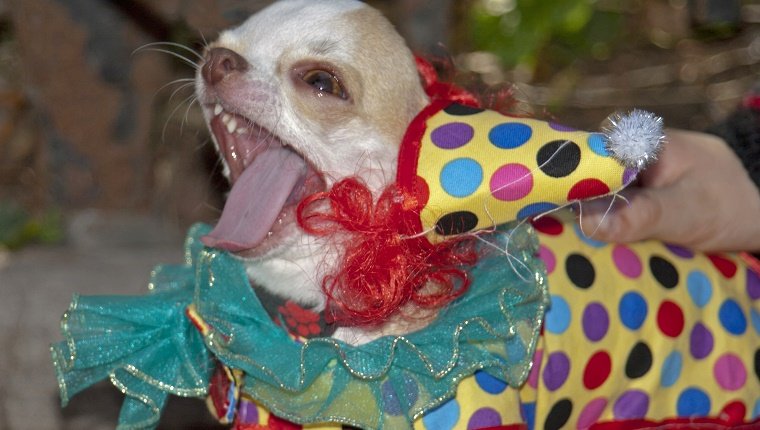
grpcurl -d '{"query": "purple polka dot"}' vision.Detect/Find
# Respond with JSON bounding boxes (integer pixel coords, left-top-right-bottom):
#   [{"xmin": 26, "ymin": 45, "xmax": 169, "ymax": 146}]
[
  {"xmin": 549, "ymin": 122, "xmax": 576, "ymax": 131},
  {"xmin": 431, "ymin": 122, "xmax": 474, "ymax": 149},
  {"xmin": 613, "ymin": 390, "xmax": 650, "ymax": 419},
  {"xmin": 467, "ymin": 407, "xmax": 501, "ymax": 429},
  {"xmin": 714, "ymin": 354, "xmax": 747, "ymax": 391},
  {"xmin": 613, "ymin": 245, "xmax": 642, "ymax": 278},
  {"xmin": 538, "ymin": 245, "xmax": 556, "ymax": 274},
  {"xmin": 582, "ymin": 302, "xmax": 610, "ymax": 342},
  {"xmin": 543, "ymin": 351, "xmax": 570, "ymax": 391},
  {"xmin": 490, "ymin": 163, "xmax": 533, "ymax": 201},
  {"xmin": 527, "ymin": 349, "xmax": 542, "ymax": 389},
  {"xmin": 665, "ymin": 244, "xmax": 694, "ymax": 259},
  {"xmin": 577, "ymin": 398, "xmax": 608, "ymax": 429},
  {"xmin": 689, "ymin": 322, "xmax": 714, "ymax": 359},
  {"xmin": 237, "ymin": 400, "xmax": 259, "ymax": 424},
  {"xmin": 623, "ymin": 168, "xmax": 638, "ymax": 186},
  {"xmin": 747, "ymin": 268, "xmax": 760, "ymax": 300}
]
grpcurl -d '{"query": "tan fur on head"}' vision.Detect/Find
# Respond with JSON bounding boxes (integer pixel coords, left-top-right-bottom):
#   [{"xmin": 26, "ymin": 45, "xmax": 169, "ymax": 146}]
[{"xmin": 196, "ymin": 0, "xmax": 428, "ymax": 332}]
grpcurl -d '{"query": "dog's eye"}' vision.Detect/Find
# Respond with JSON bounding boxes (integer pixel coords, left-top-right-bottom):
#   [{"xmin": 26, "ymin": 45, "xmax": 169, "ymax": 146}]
[{"xmin": 302, "ymin": 70, "xmax": 346, "ymax": 99}]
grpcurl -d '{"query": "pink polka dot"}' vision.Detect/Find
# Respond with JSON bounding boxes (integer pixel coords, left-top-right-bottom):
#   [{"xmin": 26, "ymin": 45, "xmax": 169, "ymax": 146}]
[
  {"xmin": 490, "ymin": 163, "xmax": 533, "ymax": 201},
  {"xmin": 612, "ymin": 245, "xmax": 642, "ymax": 278},
  {"xmin": 538, "ymin": 245, "xmax": 556, "ymax": 274},
  {"xmin": 527, "ymin": 349, "xmax": 542, "ymax": 389},
  {"xmin": 577, "ymin": 397, "xmax": 608, "ymax": 429},
  {"xmin": 714, "ymin": 353, "xmax": 747, "ymax": 391}
]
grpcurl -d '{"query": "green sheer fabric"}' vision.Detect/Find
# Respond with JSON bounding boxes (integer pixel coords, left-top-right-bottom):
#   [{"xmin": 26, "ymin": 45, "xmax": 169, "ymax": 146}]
[{"xmin": 51, "ymin": 223, "xmax": 548, "ymax": 429}]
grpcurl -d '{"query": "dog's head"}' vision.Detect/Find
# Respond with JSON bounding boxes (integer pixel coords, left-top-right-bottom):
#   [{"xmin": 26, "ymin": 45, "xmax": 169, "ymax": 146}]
[{"xmin": 196, "ymin": 0, "xmax": 428, "ymax": 308}]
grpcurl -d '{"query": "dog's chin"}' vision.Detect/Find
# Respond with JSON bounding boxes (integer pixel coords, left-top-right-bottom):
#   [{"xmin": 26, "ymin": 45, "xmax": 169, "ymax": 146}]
[{"xmin": 199, "ymin": 102, "xmax": 327, "ymax": 259}]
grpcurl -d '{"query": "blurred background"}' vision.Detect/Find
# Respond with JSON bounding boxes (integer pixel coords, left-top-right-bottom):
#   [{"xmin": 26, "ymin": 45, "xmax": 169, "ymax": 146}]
[{"xmin": 0, "ymin": 0, "xmax": 759, "ymax": 428}]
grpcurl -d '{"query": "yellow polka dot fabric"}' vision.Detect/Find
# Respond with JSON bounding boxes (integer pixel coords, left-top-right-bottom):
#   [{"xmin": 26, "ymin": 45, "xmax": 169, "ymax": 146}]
[
  {"xmin": 226, "ymin": 219, "xmax": 760, "ymax": 430},
  {"xmin": 525, "ymin": 212, "xmax": 760, "ymax": 430},
  {"xmin": 403, "ymin": 103, "xmax": 636, "ymax": 243}
]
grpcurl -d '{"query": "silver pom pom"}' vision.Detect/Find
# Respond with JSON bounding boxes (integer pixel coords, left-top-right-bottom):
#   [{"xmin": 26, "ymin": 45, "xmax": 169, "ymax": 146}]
[{"xmin": 604, "ymin": 109, "xmax": 665, "ymax": 170}]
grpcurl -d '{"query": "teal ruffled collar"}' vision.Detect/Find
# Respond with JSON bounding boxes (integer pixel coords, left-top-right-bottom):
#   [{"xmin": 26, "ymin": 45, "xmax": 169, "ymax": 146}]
[{"xmin": 51, "ymin": 223, "xmax": 548, "ymax": 430}]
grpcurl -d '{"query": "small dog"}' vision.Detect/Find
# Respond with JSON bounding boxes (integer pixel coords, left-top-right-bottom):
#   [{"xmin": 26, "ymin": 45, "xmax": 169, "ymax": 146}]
[{"xmin": 196, "ymin": 0, "xmax": 424, "ymax": 308}]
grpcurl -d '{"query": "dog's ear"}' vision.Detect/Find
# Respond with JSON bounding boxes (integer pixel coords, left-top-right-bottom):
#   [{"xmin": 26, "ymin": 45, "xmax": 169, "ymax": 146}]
[{"xmin": 397, "ymin": 102, "xmax": 664, "ymax": 241}]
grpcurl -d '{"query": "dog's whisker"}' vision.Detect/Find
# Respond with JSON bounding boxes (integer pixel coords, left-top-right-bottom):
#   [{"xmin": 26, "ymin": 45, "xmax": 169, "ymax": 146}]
[
  {"xmin": 181, "ymin": 96, "xmax": 200, "ymax": 135},
  {"xmin": 154, "ymin": 78, "xmax": 196, "ymax": 99},
  {"xmin": 137, "ymin": 41, "xmax": 205, "ymax": 61},
  {"xmin": 135, "ymin": 47, "xmax": 200, "ymax": 70},
  {"xmin": 168, "ymin": 81, "xmax": 197, "ymax": 103},
  {"xmin": 163, "ymin": 93, "xmax": 199, "ymax": 142}
]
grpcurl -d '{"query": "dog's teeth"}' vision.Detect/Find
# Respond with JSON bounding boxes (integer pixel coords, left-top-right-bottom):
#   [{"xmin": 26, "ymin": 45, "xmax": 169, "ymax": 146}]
[
  {"xmin": 214, "ymin": 104, "xmax": 223, "ymax": 116},
  {"xmin": 227, "ymin": 118, "xmax": 238, "ymax": 134},
  {"xmin": 235, "ymin": 128, "xmax": 249, "ymax": 135},
  {"xmin": 222, "ymin": 113, "xmax": 231, "ymax": 124}
]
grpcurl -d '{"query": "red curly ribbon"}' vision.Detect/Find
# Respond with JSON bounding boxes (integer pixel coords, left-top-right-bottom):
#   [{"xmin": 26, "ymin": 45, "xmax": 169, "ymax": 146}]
[{"xmin": 297, "ymin": 178, "xmax": 477, "ymax": 327}]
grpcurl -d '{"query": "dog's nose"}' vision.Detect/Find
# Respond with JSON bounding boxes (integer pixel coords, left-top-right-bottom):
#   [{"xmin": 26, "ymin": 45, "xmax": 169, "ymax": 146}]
[{"xmin": 201, "ymin": 47, "xmax": 250, "ymax": 85}]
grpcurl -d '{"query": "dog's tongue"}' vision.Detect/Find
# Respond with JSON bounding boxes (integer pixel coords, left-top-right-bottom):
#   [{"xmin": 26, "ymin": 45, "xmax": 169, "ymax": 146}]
[{"xmin": 202, "ymin": 147, "xmax": 307, "ymax": 252}]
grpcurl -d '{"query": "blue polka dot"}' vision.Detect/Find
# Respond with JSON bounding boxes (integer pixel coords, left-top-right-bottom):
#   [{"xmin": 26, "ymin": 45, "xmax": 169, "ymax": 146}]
[
  {"xmin": 474, "ymin": 370, "xmax": 507, "ymax": 394},
  {"xmin": 677, "ymin": 387, "xmax": 711, "ymax": 417},
  {"xmin": 545, "ymin": 295, "xmax": 571, "ymax": 334},
  {"xmin": 660, "ymin": 351, "xmax": 682, "ymax": 388},
  {"xmin": 423, "ymin": 398, "xmax": 460, "ymax": 430},
  {"xmin": 753, "ymin": 398, "xmax": 760, "ymax": 419},
  {"xmin": 686, "ymin": 270, "xmax": 713, "ymax": 308},
  {"xmin": 588, "ymin": 133, "xmax": 610, "ymax": 157},
  {"xmin": 521, "ymin": 402, "xmax": 536, "ymax": 430},
  {"xmin": 573, "ymin": 222, "xmax": 607, "ymax": 248},
  {"xmin": 751, "ymin": 308, "xmax": 760, "ymax": 335},
  {"xmin": 489, "ymin": 123, "xmax": 532, "ymax": 149},
  {"xmin": 619, "ymin": 291, "xmax": 648, "ymax": 330},
  {"xmin": 381, "ymin": 376, "xmax": 419, "ymax": 416},
  {"xmin": 506, "ymin": 335, "xmax": 526, "ymax": 362},
  {"xmin": 517, "ymin": 202, "xmax": 559, "ymax": 219},
  {"xmin": 719, "ymin": 299, "xmax": 747, "ymax": 335},
  {"xmin": 440, "ymin": 158, "xmax": 483, "ymax": 198}
]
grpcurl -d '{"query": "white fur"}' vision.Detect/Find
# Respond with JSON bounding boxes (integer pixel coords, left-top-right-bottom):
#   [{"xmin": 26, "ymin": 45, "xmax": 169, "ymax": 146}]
[{"xmin": 196, "ymin": 0, "xmax": 428, "ymax": 319}]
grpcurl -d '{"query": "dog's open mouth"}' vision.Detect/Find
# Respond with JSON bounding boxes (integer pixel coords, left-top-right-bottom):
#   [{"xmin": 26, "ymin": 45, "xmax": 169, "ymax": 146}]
[{"xmin": 201, "ymin": 103, "xmax": 325, "ymax": 254}]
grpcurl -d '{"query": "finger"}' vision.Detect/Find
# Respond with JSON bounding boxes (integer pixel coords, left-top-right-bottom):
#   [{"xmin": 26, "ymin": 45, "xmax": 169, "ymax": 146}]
[
  {"xmin": 579, "ymin": 187, "xmax": 672, "ymax": 244},
  {"xmin": 638, "ymin": 129, "xmax": 699, "ymax": 188}
]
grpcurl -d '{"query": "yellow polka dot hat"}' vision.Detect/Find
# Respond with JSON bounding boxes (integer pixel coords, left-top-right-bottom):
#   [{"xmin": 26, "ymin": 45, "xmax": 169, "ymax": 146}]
[{"xmin": 396, "ymin": 97, "xmax": 665, "ymax": 244}]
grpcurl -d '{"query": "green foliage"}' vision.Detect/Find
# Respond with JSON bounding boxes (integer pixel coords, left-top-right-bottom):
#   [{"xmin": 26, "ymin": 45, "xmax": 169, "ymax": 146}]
[
  {"xmin": 0, "ymin": 200, "xmax": 63, "ymax": 250},
  {"xmin": 469, "ymin": 0, "xmax": 625, "ymax": 75}
]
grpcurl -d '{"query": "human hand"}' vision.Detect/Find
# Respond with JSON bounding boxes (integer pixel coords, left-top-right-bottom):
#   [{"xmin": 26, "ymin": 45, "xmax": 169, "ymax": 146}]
[{"xmin": 579, "ymin": 129, "xmax": 760, "ymax": 252}]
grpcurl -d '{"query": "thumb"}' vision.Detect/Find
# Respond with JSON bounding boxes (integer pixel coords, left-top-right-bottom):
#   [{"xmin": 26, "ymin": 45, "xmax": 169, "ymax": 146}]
[{"xmin": 578, "ymin": 187, "xmax": 670, "ymax": 244}]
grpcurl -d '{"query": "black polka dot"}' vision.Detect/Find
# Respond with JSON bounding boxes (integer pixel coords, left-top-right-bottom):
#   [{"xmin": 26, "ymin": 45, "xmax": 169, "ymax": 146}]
[
  {"xmin": 566, "ymin": 253, "xmax": 595, "ymax": 289},
  {"xmin": 443, "ymin": 103, "xmax": 484, "ymax": 115},
  {"xmin": 435, "ymin": 211, "xmax": 478, "ymax": 235},
  {"xmin": 649, "ymin": 255, "xmax": 679, "ymax": 289},
  {"xmin": 537, "ymin": 140, "xmax": 581, "ymax": 178},
  {"xmin": 754, "ymin": 348, "xmax": 760, "ymax": 382},
  {"xmin": 544, "ymin": 398, "xmax": 572, "ymax": 430},
  {"xmin": 625, "ymin": 342, "xmax": 653, "ymax": 379}
]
